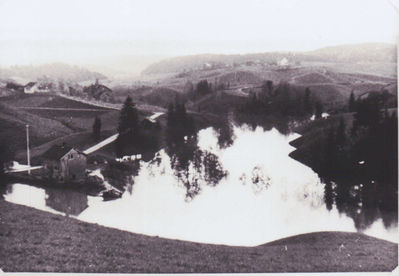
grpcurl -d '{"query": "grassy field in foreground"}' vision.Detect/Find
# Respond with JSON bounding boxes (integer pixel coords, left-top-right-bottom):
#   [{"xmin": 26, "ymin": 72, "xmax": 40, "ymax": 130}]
[{"xmin": 0, "ymin": 200, "xmax": 397, "ymax": 273}]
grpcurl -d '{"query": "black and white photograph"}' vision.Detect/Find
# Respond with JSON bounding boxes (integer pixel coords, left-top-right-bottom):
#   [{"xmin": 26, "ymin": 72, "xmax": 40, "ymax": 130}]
[{"xmin": 0, "ymin": 0, "xmax": 398, "ymax": 273}]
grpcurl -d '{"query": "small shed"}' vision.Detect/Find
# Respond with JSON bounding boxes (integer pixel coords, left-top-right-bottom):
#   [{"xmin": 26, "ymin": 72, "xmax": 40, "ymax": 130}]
[{"xmin": 42, "ymin": 144, "xmax": 87, "ymax": 182}]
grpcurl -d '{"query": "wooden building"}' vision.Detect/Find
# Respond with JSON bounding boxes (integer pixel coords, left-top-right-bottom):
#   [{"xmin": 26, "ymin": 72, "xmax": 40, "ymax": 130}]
[{"xmin": 41, "ymin": 144, "xmax": 87, "ymax": 182}]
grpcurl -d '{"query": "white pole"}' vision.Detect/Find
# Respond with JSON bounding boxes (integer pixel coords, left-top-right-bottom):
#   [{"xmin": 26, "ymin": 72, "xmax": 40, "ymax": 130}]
[{"xmin": 26, "ymin": 124, "xmax": 30, "ymax": 174}]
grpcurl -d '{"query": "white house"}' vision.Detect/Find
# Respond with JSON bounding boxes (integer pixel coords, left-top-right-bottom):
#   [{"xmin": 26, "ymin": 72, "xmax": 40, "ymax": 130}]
[
  {"xmin": 24, "ymin": 82, "xmax": 51, "ymax": 94},
  {"xmin": 278, "ymin": 57, "xmax": 289, "ymax": 67}
]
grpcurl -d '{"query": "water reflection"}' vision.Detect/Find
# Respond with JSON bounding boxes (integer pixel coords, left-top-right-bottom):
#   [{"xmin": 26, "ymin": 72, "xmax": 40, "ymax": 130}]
[
  {"xmin": 75, "ymin": 125, "xmax": 357, "ymax": 245},
  {"xmin": 324, "ymin": 179, "xmax": 398, "ymax": 232},
  {"xmin": 2, "ymin": 124, "xmax": 397, "ymax": 246},
  {"xmin": 3, "ymin": 184, "xmax": 88, "ymax": 217},
  {"xmin": 164, "ymin": 133, "xmax": 228, "ymax": 199},
  {"xmin": 45, "ymin": 189, "xmax": 88, "ymax": 216}
]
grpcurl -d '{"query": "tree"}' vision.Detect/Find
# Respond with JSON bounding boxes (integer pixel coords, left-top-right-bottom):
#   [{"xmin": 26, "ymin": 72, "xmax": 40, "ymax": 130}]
[
  {"xmin": 92, "ymin": 116, "xmax": 102, "ymax": 141},
  {"xmin": 349, "ymin": 90, "xmax": 356, "ymax": 112},
  {"xmin": 321, "ymin": 126, "xmax": 337, "ymax": 177},
  {"xmin": 324, "ymin": 181, "xmax": 334, "ymax": 211},
  {"xmin": 304, "ymin": 88, "xmax": 313, "ymax": 115},
  {"xmin": 315, "ymin": 101, "xmax": 324, "ymax": 119},
  {"xmin": 266, "ymin": 80, "xmax": 273, "ymax": 93},
  {"xmin": 336, "ymin": 117, "xmax": 346, "ymax": 149},
  {"xmin": 167, "ymin": 103, "xmax": 176, "ymax": 127},
  {"xmin": 175, "ymin": 102, "xmax": 187, "ymax": 122},
  {"xmin": 118, "ymin": 96, "xmax": 139, "ymax": 135},
  {"xmin": 183, "ymin": 81, "xmax": 194, "ymax": 98},
  {"xmin": 167, "ymin": 101, "xmax": 195, "ymax": 144},
  {"xmin": 0, "ymin": 139, "xmax": 13, "ymax": 180},
  {"xmin": 353, "ymin": 97, "xmax": 381, "ymax": 129},
  {"xmin": 196, "ymin": 80, "xmax": 211, "ymax": 96}
]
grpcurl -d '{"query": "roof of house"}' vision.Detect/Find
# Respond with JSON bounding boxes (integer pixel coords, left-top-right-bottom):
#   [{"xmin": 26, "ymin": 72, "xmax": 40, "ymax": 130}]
[
  {"xmin": 24, "ymin": 82, "xmax": 37, "ymax": 88},
  {"xmin": 84, "ymin": 83, "xmax": 112, "ymax": 93},
  {"xmin": 42, "ymin": 144, "xmax": 75, "ymax": 160}
]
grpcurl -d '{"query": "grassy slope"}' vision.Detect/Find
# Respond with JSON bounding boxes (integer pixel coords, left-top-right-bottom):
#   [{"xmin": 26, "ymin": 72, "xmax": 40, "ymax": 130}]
[
  {"xmin": 144, "ymin": 64, "xmax": 396, "ymax": 110},
  {"xmin": 0, "ymin": 94, "xmax": 123, "ymax": 161},
  {"xmin": 39, "ymin": 96, "xmax": 111, "ymax": 110},
  {"xmin": 0, "ymin": 103, "xmax": 74, "ymax": 154},
  {"xmin": 0, "ymin": 200, "xmax": 396, "ymax": 273}
]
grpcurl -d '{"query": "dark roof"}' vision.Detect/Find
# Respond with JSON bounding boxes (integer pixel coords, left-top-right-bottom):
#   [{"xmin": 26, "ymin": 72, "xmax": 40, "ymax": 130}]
[
  {"xmin": 25, "ymin": 82, "xmax": 36, "ymax": 88},
  {"xmin": 42, "ymin": 144, "xmax": 74, "ymax": 160},
  {"xmin": 84, "ymin": 83, "xmax": 112, "ymax": 93}
]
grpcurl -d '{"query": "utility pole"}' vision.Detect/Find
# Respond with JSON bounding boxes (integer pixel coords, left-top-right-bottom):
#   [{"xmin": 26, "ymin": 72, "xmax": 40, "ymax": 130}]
[{"xmin": 26, "ymin": 124, "xmax": 30, "ymax": 174}]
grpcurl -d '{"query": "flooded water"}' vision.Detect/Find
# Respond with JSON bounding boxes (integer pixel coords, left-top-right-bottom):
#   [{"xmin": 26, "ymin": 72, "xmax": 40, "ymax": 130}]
[{"xmin": 2, "ymin": 124, "xmax": 397, "ymax": 246}]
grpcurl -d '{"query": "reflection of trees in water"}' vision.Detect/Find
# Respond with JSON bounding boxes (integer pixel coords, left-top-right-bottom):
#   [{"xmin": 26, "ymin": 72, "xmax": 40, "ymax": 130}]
[
  {"xmin": 239, "ymin": 166, "xmax": 272, "ymax": 194},
  {"xmin": 45, "ymin": 189, "xmax": 88, "ymax": 216},
  {"xmin": 214, "ymin": 115, "xmax": 235, "ymax": 149},
  {"xmin": 102, "ymin": 161, "xmax": 141, "ymax": 193},
  {"xmin": 233, "ymin": 112, "xmax": 291, "ymax": 135},
  {"xmin": 166, "ymin": 131, "xmax": 228, "ymax": 200},
  {"xmin": 324, "ymin": 179, "xmax": 397, "ymax": 231},
  {"xmin": 0, "ymin": 184, "xmax": 13, "ymax": 200}
]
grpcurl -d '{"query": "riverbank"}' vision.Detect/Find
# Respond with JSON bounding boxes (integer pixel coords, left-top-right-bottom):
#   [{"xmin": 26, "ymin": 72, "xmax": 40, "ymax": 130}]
[{"xmin": 0, "ymin": 200, "xmax": 396, "ymax": 273}]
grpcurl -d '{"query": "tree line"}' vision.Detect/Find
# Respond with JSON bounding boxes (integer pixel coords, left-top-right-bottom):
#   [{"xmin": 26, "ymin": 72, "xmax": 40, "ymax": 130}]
[
  {"xmin": 240, "ymin": 81, "xmax": 324, "ymax": 119},
  {"xmin": 114, "ymin": 96, "xmax": 155, "ymax": 157},
  {"xmin": 313, "ymin": 94, "xmax": 397, "ymax": 218},
  {"xmin": 317, "ymin": 91, "xmax": 398, "ymax": 183},
  {"xmin": 166, "ymin": 97, "xmax": 196, "ymax": 146}
]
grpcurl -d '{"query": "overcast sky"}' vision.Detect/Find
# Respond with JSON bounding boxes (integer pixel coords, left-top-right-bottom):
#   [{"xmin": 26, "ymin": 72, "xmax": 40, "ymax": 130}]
[{"xmin": 0, "ymin": 0, "xmax": 398, "ymax": 66}]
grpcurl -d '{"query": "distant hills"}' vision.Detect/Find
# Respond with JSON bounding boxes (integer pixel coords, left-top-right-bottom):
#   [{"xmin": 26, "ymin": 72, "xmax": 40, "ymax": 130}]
[
  {"xmin": 142, "ymin": 43, "xmax": 397, "ymax": 75},
  {"xmin": 308, "ymin": 43, "xmax": 397, "ymax": 63},
  {"xmin": 0, "ymin": 63, "xmax": 106, "ymax": 84}
]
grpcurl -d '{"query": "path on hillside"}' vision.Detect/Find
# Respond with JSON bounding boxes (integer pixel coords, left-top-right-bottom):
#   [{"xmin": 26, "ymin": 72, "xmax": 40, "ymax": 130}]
[
  {"xmin": 18, "ymin": 107, "xmax": 110, "ymax": 112},
  {"xmin": 58, "ymin": 94, "xmax": 167, "ymax": 113},
  {"xmin": 82, "ymin": 112, "xmax": 165, "ymax": 155},
  {"xmin": 83, "ymin": 134, "xmax": 119, "ymax": 155},
  {"xmin": 5, "ymin": 165, "xmax": 43, "ymax": 173}
]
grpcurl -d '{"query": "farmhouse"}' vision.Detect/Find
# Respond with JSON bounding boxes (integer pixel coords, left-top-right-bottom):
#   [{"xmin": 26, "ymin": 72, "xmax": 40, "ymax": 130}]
[
  {"xmin": 24, "ymin": 82, "xmax": 52, "ymax": 94},
  {"xmin": 41, "ymin": 144, "xmax": 87, "ymax": 182},
  {"xmin": 278, "ymin": 57, "xmax": 290, "ymax": 68},
  {"xmin": 83, "ymin": 80, "xmax": 114, "ymax": 102}
]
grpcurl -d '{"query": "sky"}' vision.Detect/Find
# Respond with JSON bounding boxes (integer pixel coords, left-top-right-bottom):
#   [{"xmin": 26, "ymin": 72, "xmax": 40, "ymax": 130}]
[{"xmin": 0, "ymin": 0, "xmax": 398, "ymax": 67}]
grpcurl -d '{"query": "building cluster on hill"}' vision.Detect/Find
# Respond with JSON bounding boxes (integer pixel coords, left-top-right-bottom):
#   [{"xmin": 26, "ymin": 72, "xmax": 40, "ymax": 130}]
[{"xmin": 3, "ymin": 78, "xmax": 114, "ymax": 102}]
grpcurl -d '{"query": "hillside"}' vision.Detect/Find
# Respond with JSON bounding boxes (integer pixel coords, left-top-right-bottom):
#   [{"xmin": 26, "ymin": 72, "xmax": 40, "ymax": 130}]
[
  {"xmin": 0, "ymin": 94, "xmax": 120, "ymax": 159},
  {"xmin": 136, "ymin": 43, "xmax": 397, "ymax": 113},
  {"xmin": 309, "ymin": 43, "xmax": 397, "ymax": 63},
  {"xmin": 0, "ymin": 201, "xmax": 397, "ymax": 273},
  {"xmin": 136, "ymin": 63, "xmax": 397, "ymax": 113},
  {"xmin": 0, "ymin": 102, "xmax": 74, "ymax": 154},
  {"xmin": 141, "ymin": 43, "xmax": 396, "ymax": 75},
  {"xmin": 0, "ymin": 63, "xmax": 106, "ymax": 83}
]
